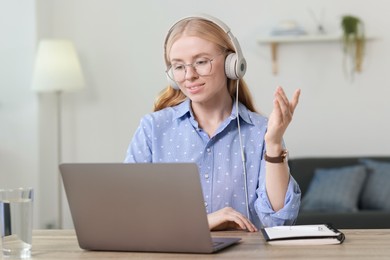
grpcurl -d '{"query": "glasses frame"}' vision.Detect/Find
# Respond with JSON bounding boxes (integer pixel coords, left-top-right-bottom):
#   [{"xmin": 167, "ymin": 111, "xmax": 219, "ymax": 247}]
[{"xmin": 166, "ymin": 52, "xmax": 225, "ymax": 83}]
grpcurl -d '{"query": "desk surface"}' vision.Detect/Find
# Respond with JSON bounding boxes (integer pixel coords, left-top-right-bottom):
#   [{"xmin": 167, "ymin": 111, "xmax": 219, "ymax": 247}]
[{"xmin": 24, "ymin": 229, "xmax": 390, "ymax": 259}]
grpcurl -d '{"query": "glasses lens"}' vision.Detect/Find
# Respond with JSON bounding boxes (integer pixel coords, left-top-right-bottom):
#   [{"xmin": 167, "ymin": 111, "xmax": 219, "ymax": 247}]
[
  {"xmin": 171, "ymin": 64, "xmax": 186, "ymax": 82},
  {"xmin": 194, "ymin": 59, "xmax": 212, "ymax": 76}
]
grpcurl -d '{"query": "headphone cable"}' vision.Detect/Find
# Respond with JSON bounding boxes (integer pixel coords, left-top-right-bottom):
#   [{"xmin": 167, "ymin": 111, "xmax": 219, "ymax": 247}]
[{"xmin": 235, "ymin": 80, "xmax": 250, "ymax": 221}]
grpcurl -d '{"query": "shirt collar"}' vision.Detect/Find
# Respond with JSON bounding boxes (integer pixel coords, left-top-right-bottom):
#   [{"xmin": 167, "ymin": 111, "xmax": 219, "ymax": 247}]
[
  {"xmin": 173, "ymin": 98, "xmax": 192, "ymax": 120},
  {"xmin": 173, "ymin": 98, "xmax": 254, "ymax": 126},
  {"xmin": 230, "ymin": 100, "xmax": 254, "ymax": 126}
]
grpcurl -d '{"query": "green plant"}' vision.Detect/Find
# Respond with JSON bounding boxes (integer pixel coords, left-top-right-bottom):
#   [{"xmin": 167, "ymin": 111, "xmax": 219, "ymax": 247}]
[{"xmin": 341, "ymin": 15, "xmax": 365, "ymax": 76}]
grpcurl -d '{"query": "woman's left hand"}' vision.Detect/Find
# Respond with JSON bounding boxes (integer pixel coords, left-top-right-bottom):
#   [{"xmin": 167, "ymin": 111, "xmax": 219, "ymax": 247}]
[
  {"xmin": 265, "ymin": 87, "xmax": 300, "ymax": 151},
  {"xmin": 207, "ymin": 207, "xmax": 257, "ymax": 232}
]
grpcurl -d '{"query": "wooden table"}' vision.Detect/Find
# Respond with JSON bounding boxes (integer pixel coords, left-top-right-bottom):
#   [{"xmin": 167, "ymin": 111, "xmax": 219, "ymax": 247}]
[{"xmin": 24, "ymin": 229, "xmax": 390, "ymax": 259}]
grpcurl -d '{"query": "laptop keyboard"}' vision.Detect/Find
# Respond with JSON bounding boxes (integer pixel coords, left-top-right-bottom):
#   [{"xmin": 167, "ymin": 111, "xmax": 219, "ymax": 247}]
[{"xmin": 212, "ymin": 241, "xmax": 224, "ymax": 247}]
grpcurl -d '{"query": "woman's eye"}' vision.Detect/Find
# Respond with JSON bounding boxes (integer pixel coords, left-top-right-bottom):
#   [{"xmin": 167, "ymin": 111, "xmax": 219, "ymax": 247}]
[
  {"xmin": 195, "ymin": 59, "xmax": 208, "ymax": 66},
  {"xmin": 173, "ymin": 64, "xmax": 185, "ymax": 71}
]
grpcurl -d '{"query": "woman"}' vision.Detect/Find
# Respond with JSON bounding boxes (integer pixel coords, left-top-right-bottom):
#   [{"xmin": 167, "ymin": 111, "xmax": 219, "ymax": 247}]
[{"xmin": 125, "ymin": 15, "xmax": 301, "ymax": 232}]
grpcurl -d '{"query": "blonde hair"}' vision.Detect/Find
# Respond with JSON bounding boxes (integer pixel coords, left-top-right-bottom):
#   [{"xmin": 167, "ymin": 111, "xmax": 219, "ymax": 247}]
[{"xmin": 154, "ymin": 17, "xmax": 257, "ymax": 113}]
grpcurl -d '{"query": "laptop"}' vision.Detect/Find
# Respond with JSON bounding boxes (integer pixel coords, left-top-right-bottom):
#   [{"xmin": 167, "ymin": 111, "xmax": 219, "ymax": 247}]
[{"xmin": 59, "ymin": 163, "xmax": 241, "ymax": 253}]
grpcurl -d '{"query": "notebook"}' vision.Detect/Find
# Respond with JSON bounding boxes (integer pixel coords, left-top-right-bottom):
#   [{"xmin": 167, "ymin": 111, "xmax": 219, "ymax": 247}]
[
  {"xmin": 261, "ymin": 224, "xmax": 345, "ymax": 245},
  {"xmin": 59, "ymin": 162, "xmax": 241, "ymax": 253}
]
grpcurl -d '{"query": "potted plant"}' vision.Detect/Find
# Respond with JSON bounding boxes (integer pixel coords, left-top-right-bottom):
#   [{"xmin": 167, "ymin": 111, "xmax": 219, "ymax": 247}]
[{"xmin": 341, "ymin": 15, "xmax": 365, "ymax": 77}]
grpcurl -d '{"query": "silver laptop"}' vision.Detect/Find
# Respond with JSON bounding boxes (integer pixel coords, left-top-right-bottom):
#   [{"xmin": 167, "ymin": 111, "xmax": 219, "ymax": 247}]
[{"xmin": 59, "ymin": 163, "xmax": 241, "ymax": 253}]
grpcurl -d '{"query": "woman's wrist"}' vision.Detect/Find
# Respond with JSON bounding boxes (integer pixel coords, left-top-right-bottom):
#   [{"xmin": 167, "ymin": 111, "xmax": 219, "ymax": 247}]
[{"xmin": 265, "ymin": 143, "xmax": 283, "ymax": 157}]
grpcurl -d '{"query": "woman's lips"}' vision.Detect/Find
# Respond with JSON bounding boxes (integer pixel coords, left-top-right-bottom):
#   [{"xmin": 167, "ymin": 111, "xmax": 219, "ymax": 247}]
[{"xmin": 186, "ymin": 83, "xmax": 204, "ymax": 94}]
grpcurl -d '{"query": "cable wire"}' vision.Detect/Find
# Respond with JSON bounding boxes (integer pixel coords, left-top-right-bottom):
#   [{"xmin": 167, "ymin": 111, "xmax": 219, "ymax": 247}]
[{"xmin": 235, "ymin": 80, "xmax": 250, "ymax": 221}]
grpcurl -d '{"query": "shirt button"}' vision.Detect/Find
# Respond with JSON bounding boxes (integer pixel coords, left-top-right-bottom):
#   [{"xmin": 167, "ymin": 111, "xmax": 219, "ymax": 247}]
[
  {"xmin": 204, "ymin": 201, "xmax": 208, "ymax": 207},
  {"xmin": 204, "ymin": 173, "xmax": 209, "ymax": 179},
  {"xmin": 206, "ymin": 148, "xmax": 211, "ymax": 153}
]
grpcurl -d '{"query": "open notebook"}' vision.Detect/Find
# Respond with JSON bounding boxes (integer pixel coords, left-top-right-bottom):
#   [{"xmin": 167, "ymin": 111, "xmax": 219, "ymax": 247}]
[
  {"xmin": 60, "ymin": 162, "xmax": 241, "ymax": 253},
  {"xmin": 261, "ymin": 224, "xmax": 345, "ymax": 245}
]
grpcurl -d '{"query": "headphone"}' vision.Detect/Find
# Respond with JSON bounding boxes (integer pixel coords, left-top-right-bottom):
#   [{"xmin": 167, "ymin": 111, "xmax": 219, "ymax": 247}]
[{"xmin": 164, "ymin": 14, "xmax": 247, "ymax": 89}]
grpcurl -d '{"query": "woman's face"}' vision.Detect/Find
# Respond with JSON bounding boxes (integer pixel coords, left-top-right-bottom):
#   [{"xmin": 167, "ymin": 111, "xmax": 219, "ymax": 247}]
[{"xmin": 168, "ymin": 36, "xmax": 228, "ymax": 105}]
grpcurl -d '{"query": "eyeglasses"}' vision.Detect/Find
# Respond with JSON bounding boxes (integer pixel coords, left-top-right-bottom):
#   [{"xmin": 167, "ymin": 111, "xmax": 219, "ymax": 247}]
[{"xmin": 166, "ymin": 53, "xmax": 224, "ymax": 83}]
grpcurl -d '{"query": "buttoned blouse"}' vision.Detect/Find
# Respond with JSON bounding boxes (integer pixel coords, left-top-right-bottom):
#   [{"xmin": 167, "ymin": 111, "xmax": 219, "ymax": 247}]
[{"xmin": 125, "ymin": 98, "xmax": 301, "ymax": 228}]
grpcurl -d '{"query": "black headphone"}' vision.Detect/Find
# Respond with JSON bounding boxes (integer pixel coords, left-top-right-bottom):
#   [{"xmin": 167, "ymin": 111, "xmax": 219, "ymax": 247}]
[{"xmin": 164, "ymin": 14, "xmax": 247, "ymax": 89}]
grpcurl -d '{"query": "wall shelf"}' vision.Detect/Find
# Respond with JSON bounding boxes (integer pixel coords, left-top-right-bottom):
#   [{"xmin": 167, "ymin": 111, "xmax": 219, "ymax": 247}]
[
  {"xmin": 258, "ymin": 34, "xmax": 343, "ymax": 44},
  {"xmin": 257, "ymin": 34, "xmax": 376, "ymax": 74}
]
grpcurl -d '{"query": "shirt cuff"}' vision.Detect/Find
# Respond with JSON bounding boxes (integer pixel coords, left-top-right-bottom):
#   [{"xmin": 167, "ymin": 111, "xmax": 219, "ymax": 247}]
[{"xmin": 255, "ymin": 176, "xmax": 301, "ymax": 227}]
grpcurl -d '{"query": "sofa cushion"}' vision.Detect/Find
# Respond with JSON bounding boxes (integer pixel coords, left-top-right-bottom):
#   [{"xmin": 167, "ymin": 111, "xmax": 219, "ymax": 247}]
[
  {"xmin": 359, "ymin": 159, "xmax": 390, "ymax": 210},
  {"xmin": 301, "ymin": 165, "xmax": 367, "ymax": 212}
]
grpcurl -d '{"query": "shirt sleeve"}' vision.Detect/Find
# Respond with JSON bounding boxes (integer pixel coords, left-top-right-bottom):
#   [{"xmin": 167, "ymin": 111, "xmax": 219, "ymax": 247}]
[
  {"xmin": 254, "ymin": 158, "xmax": 301, "ymax": 228},
  {"xmin": 124, "ymin": 116, "xmax": 153, "ymax": 163}
]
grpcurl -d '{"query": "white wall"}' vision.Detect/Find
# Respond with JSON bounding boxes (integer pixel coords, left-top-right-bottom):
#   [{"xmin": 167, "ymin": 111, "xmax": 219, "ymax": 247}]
[
  {"xmin": 39, "ymin": 0, "xmax": 390, "ymax": 161},
  {"xmin": 0, "ymin": 0, "xmax": 39, "ymax": 227},
  {"xmin": 1, "ymin": 0, "xmax": 389, "ymax": 228}
]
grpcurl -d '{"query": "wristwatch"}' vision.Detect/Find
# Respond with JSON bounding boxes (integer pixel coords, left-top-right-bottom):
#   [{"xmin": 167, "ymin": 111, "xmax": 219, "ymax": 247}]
[{"xmin": 264, "ymin": 149, "xmax": 288, "ymax": 163}]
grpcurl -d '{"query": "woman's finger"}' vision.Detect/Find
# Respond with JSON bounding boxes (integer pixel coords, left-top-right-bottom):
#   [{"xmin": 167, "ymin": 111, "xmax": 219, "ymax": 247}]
[
  {"xmin": 290, "ymin": 89, "xmax": 301, "ymax": 113},
  {"xmin": 229, "ymin": 211, "xmax": 257, "ymax": 232},
  {"xmin": 276, "ymin": 86, "xmax": 289, "ymax": 105}
]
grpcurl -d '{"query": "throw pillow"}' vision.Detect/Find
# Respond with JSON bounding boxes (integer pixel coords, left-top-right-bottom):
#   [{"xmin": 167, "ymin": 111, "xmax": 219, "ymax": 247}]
[
  {"xmin": 359, "ymin": 159, "xmax": 390, "ymax": 210},
  {"xmin": 301, "ymin": 165, "xmax": 367, "ymax": 212}
]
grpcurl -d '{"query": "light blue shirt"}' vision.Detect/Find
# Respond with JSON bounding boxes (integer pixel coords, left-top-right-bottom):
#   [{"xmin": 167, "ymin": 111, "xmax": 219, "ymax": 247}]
[{"xmin": 125, "ymin": 98, "xmax": 301, "ymax": 228}]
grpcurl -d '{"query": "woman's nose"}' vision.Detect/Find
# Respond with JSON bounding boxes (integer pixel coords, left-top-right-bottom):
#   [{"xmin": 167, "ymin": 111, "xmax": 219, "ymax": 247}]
[{"xmin": 184, "ymin": 65, "xmax": 199, "ymax": 80}]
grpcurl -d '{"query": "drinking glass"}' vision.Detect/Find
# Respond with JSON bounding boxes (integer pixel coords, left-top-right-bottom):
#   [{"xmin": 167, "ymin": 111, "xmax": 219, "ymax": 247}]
[{"xmin": 0, "ymin": 188, "xmax": 34, "ymax": 258}]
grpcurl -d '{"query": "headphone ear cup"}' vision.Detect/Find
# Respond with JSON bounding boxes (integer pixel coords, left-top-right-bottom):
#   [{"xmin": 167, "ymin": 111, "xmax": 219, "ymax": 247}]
[
  {"xmin": 225, "ymin": 53, "xmax": 247, "ymax": 80},
  {"xmin": 225, "ymin": 53, "xmax": 239, "ymax": 80},
  {"xmin": 166, "ymin": 70, "xmax": 180, "ymax": 90}
]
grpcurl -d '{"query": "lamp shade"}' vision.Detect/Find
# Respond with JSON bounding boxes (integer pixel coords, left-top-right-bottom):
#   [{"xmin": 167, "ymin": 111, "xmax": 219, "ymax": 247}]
[{"xmin": 32, "ymin": 39, "xmax": 85, "ymax": 92}]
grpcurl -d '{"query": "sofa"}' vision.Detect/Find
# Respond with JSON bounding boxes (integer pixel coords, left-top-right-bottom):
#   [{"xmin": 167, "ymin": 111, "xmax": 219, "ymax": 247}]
[{"xmin": 288, "ymin": 157, "xmax": 390, "ymax": 229}]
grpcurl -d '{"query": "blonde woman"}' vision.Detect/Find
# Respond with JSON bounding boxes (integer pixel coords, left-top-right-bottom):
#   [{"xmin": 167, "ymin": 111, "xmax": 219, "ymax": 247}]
[{"xmin": 125, "ymin": 14, "xmax": 301, "ymax": 231}]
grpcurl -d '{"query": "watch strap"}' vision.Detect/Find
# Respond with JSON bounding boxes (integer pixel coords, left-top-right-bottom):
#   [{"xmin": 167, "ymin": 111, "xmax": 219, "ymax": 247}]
[{"xmin": 264, "ymin": 149, "xmax": 288, "ymax": 163}]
